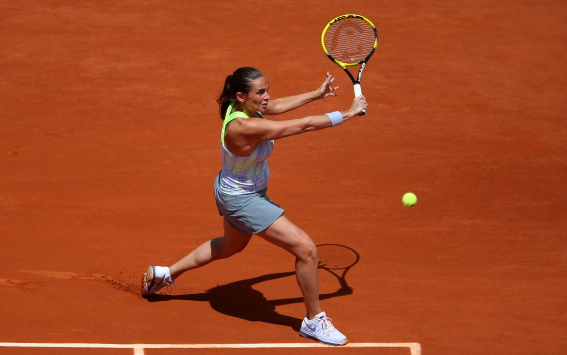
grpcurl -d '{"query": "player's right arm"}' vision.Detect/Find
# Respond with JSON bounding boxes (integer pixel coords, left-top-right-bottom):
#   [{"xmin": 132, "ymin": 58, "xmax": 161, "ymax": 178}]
[{"xmin": 224, "ymin": 96, "xmax": 367, "ymax": 156}]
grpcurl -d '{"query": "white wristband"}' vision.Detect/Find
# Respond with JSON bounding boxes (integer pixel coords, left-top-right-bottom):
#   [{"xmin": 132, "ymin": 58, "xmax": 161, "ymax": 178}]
[{"xmin": 326, "ymin": 111, "xmax": 344, "ymax": 126}]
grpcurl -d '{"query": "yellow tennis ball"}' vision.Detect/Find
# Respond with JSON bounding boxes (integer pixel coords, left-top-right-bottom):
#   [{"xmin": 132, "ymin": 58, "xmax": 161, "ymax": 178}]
[{"xmin": 402, "ymin": 192, "xmax": 417, "ymax": 207}]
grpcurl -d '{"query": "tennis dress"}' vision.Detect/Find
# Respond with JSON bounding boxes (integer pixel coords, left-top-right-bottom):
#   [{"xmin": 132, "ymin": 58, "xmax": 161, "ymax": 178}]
[{"xmin": 214, "ymin": 102, "xmax": 284, "ymax": 233}]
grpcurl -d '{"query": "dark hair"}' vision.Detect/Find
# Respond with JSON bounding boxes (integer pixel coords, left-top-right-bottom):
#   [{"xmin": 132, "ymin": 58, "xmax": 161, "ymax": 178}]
[{"xmin": 217, "ymin": 67, "xmax": 263, "ymax": 119}]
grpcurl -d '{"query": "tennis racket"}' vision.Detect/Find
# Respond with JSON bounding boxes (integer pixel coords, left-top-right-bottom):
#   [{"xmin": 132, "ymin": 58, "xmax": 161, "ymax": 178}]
[
  {"xmin": 317, "ymin": 243, "xmax": 360, "ymax": 293},
  {"xmin": 321, "ymin": 14, "xmax": 378, "ymax": 116}
]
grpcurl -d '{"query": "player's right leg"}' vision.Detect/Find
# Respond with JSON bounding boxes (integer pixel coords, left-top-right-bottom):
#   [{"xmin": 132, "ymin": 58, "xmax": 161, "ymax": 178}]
[{"xmin": 257, "ymin": 215, "xmax": 347, "ymax": 345}]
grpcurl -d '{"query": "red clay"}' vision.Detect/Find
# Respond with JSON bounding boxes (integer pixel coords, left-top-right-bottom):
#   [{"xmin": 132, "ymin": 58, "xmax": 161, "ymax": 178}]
[{"xmin": 1, "ymin": 1, "xmax": 566, "ymax": 354}]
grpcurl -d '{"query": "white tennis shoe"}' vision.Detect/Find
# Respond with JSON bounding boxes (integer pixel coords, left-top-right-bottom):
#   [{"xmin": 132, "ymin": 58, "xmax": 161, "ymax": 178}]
[
  {"xmin": 299, "ymin": 311, "xmax": 348, "ymax": 346},
  {"xmin": 141, "ymin": 265, "xmax": 174, "ymax": 298}
]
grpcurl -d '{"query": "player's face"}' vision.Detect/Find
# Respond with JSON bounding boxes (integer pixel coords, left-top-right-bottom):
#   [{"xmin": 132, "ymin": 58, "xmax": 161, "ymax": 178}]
[{"xmin": 242, "ymin": 76, "xmax": 270, "ymax": 115}]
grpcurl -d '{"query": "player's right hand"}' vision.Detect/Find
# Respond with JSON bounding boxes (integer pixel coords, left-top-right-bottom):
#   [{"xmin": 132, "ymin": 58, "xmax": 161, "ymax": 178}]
[{"xmin": 350, "ymin": 95, "xmax": 367, "ymax": 116}]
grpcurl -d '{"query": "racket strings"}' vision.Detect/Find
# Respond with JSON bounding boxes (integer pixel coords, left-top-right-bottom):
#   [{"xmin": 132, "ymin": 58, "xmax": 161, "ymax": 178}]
[{"xmin": 324, "ymin": 18, "xmax": 376, "ymax": 64}]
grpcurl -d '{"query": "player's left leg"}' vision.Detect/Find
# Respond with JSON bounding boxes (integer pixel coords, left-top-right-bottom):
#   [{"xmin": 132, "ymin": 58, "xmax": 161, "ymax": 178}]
[
  {"xmin": 142, "ymin": 218, "xmax": 252, "ymax": 297},
  {"xmin": 169, "ymin": 217, "xmax": 253, "ymax": 279}
]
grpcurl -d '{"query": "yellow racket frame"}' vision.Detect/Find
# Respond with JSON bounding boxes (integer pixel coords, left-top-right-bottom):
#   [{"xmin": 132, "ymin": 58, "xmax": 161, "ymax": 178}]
[{"xmin": 321, "ymin": 14, "xmax": 378, "ymax": 68}]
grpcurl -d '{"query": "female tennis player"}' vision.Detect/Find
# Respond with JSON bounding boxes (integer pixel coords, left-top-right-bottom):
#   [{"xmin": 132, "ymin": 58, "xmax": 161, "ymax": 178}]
[{"xmin": 141, "ymin": 67, "xmax": 367, "ymax": 346}]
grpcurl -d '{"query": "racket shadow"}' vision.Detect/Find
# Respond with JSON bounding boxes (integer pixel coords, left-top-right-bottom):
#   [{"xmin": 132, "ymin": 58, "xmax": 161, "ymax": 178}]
[
  {"xmin": 148, "ymin": 245, "xmax": 360, "ymax": 331},
  {"xmin": 317, "ymin": 243, "xmax": 361, "ymax": 296}
]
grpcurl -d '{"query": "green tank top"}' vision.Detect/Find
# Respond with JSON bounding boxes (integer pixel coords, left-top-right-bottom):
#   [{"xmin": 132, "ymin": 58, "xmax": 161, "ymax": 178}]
[{"xmin": 218, "ymin": 102, "xmax": 274, "ymax": 194}]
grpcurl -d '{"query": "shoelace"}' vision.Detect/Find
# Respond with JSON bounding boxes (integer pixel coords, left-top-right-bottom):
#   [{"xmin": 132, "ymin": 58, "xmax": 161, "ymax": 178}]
[
  {"xmin": 149, "ymin": 275, "xmax": 175, "ymax": 294},
  {"xmin": 165, "ymin": 282, "xmax": 175, "ymax": 295},
  {"xmin": 319, "ymin": 316, "xmax": 337, "ymax": 335}
]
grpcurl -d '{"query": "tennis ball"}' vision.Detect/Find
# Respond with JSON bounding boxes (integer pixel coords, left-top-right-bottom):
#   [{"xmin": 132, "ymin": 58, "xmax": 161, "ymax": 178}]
[{"xmin": 402, "ymin": 192, "xmax": 417, "ymax": 207}]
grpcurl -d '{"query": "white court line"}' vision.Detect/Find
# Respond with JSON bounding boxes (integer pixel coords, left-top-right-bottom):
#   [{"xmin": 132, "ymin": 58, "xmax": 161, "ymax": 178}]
[{"xmin": 0, "ymin": 342, "xmax": 421, "ymax": 355}]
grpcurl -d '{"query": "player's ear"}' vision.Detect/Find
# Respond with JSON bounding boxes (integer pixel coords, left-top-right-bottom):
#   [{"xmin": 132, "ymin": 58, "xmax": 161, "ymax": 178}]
[{"xmin": 236, "ymin": 92, "xmax": 246, "ymax": 103}]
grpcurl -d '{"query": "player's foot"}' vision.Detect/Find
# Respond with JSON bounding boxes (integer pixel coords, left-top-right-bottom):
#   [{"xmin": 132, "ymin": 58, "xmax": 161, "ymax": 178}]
[
  {"xmin": 141, "ymin": 265, "xmax": 174, "ymax": 298},
  {"xmin": 299, "ymin": 311, "xmax": 348, "ymax": 346}
]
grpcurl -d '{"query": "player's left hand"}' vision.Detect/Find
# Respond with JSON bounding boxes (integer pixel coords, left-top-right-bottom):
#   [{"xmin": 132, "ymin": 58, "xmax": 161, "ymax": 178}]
[{"xmin": 317, "ymin": 72, "xmax": 340, "ymax": 98}]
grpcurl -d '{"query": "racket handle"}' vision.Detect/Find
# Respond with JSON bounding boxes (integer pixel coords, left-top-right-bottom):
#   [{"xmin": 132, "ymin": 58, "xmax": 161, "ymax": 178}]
[
  {"xmin": 353, "ymin": 83, "xmax": 366, "ymax": 116},
  {"xmin": 353, "ymin": 83, "xmax": 362, "ymax": 97}
]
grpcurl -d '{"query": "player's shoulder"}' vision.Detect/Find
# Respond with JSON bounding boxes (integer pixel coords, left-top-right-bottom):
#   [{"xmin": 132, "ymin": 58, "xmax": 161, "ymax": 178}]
[{"xmin": 226, "ymin": 116, "xmax": 269, "ymax": 135}]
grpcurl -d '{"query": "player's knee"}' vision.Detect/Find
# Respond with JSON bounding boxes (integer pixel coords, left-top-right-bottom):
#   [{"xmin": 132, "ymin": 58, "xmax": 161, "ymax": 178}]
[
  {"xmin": 296, "ymin": 236, "xmax": 318, "ymax": 264},
  {"xmin": 213, "ymin": 237, "xmax": 249, "ymax": 260},
  {"xmin": 227, "ymin": 240, "xmax": 249, "ymax": 258},
  {"xmin": 231, "ymin": 240, "xmax": 248, "ymax": 255}
]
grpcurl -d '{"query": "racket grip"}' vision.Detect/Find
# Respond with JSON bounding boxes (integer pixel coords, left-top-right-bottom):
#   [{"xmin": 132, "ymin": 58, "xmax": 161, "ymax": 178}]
[
  {"xmin": 353, "ymin": 83, "xmax": 362, "ymax": 97},
  {"xmin": 353, "ymin": 83, "xmax": 366, "ymax": 116}
]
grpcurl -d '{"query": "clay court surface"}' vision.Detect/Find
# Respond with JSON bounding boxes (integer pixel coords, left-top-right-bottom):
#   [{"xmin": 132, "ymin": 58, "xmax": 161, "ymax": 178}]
[{"xmin": 1, "ymin": 0, "xmax": 566, "ymax": 354}]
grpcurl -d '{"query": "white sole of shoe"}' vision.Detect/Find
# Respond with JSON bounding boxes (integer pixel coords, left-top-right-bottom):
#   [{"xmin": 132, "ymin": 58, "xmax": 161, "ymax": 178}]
[
  {"xmin": 141, "ymin": 266, "xmax": 154, "ymax": 298},
  {"xmin": 299, "ymin": 330, "xmax": 348, "ymax": 346}
]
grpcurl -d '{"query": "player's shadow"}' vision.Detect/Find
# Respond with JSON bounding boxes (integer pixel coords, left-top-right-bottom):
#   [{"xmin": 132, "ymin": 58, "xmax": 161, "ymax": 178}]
[{"xmin": 148, "ymin": 247, "xmax": 357, "ymax": 331}]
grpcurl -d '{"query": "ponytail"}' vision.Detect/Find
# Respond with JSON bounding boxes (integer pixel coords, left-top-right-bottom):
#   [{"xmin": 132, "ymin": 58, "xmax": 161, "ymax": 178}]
[{"xmin": 217, "ymin": 67, "xmax": 263, "ymax": 119}]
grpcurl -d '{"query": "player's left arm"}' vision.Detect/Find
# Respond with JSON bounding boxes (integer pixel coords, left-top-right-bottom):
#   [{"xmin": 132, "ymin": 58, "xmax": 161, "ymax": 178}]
[{"xmin": 265, "ymin": 72, "xmax": 339, "ymax": 115}]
